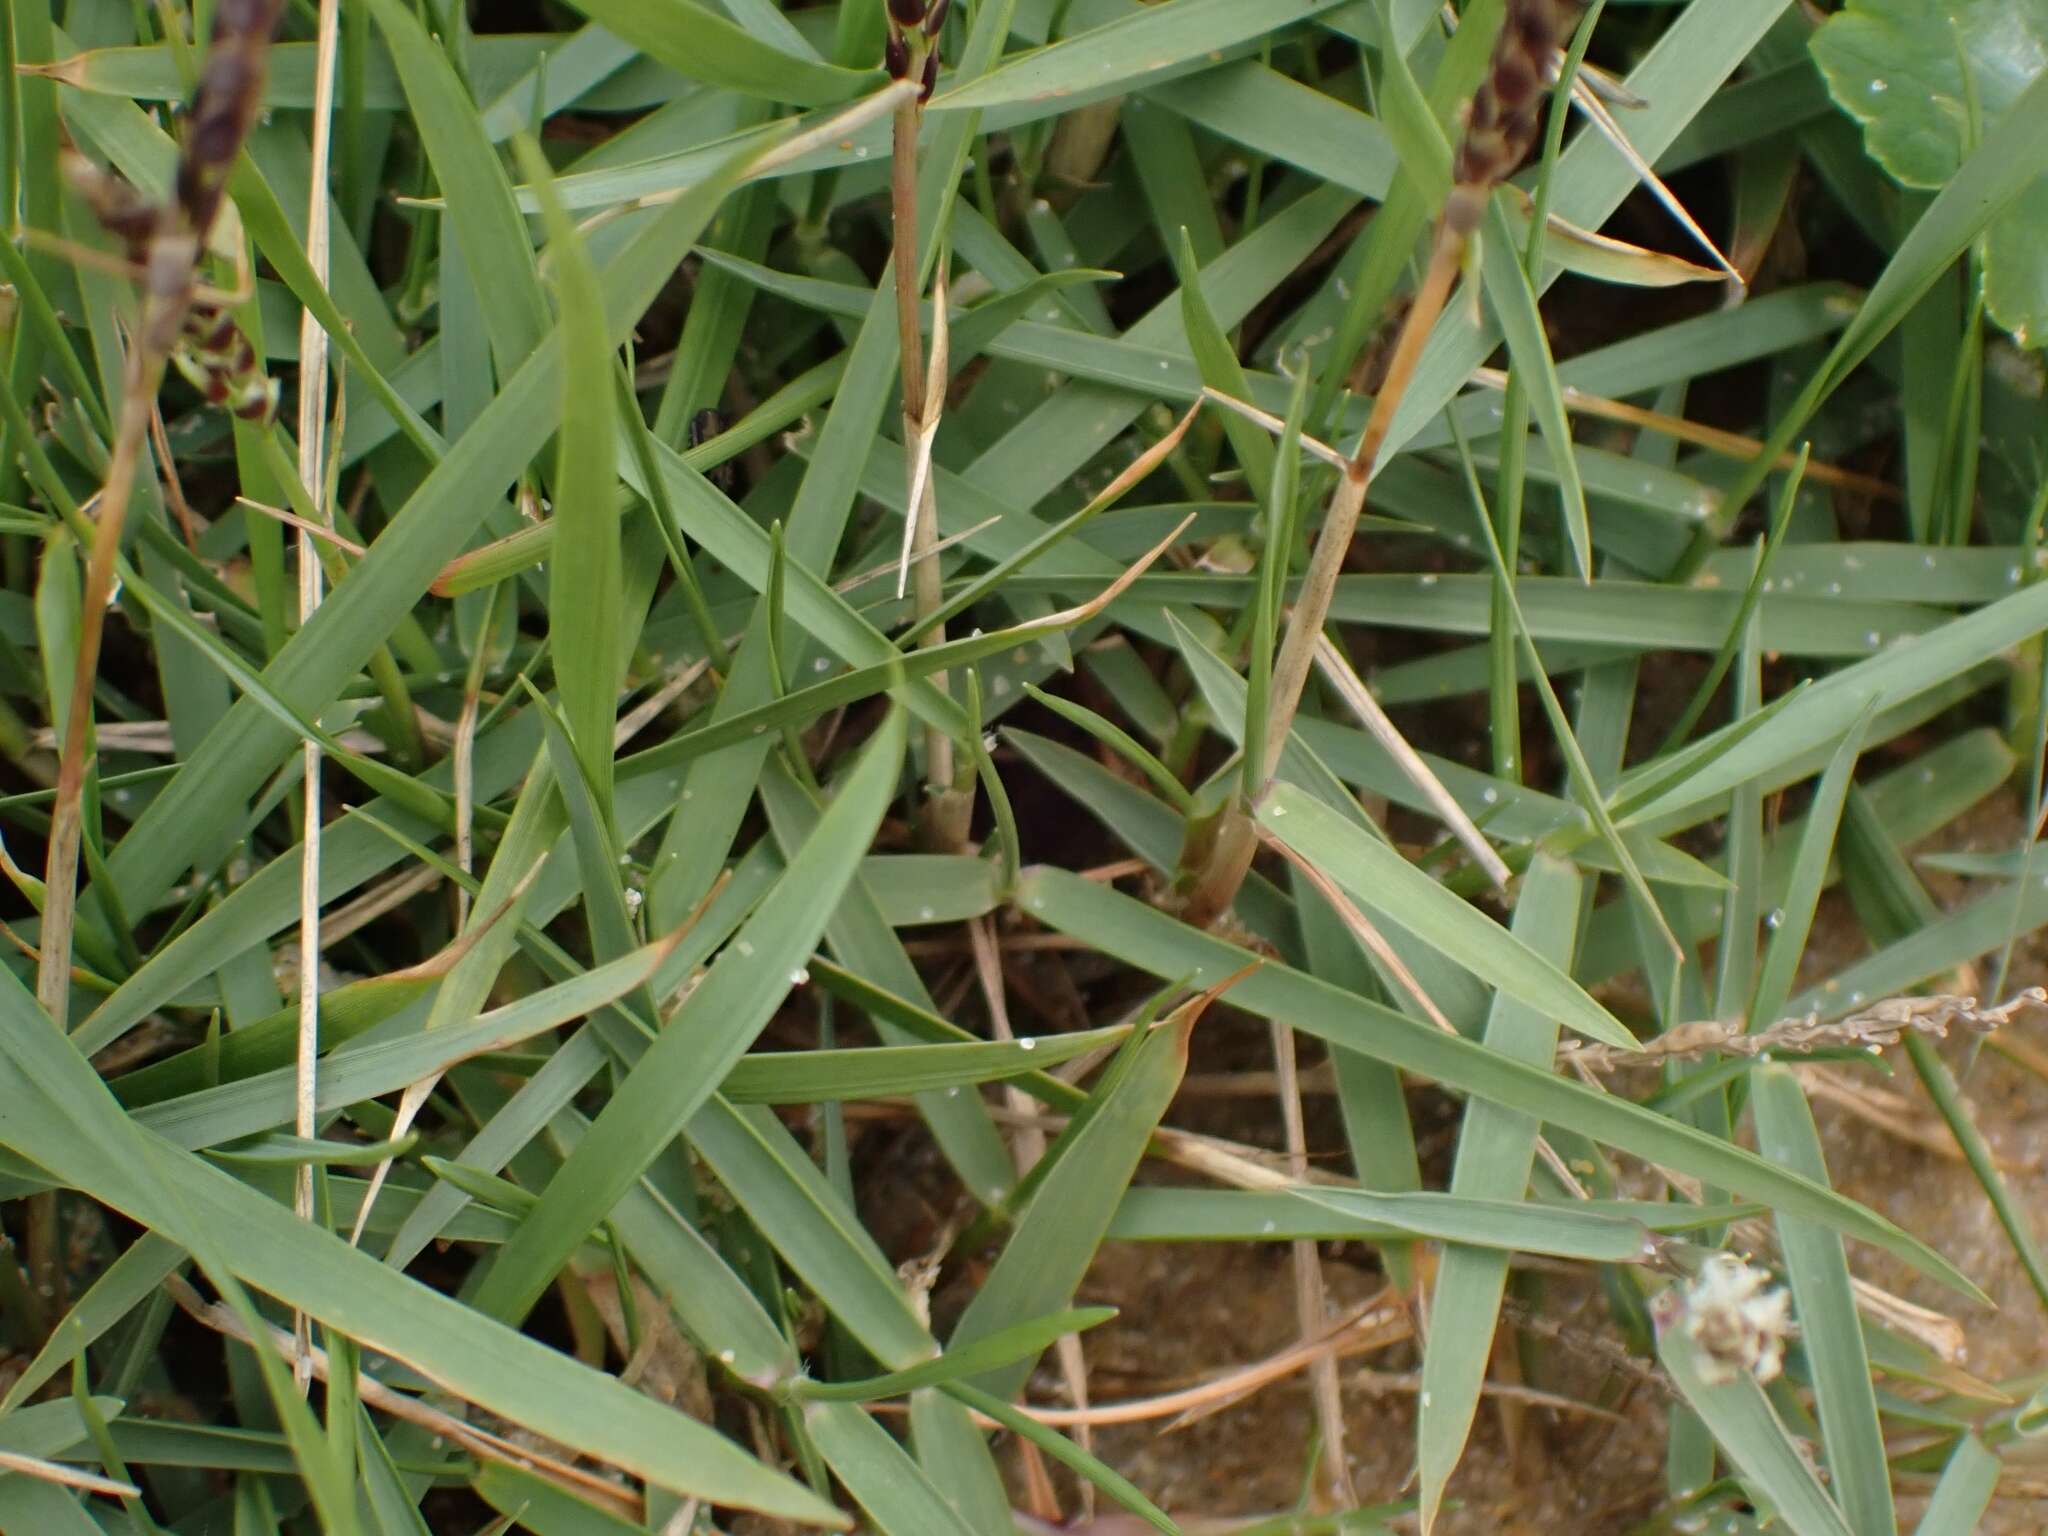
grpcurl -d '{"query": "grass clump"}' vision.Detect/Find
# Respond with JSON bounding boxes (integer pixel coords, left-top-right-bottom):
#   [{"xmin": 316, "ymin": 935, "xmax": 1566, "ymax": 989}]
[{"xmin": 2, "ymin": 1, "xmax": 2048, "ymax": 1532}]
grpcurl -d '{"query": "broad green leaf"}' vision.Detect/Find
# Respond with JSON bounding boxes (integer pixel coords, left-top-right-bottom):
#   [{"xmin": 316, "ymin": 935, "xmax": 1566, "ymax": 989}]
[{"xmin": 1812, "ymin": 0, "xmax": 2048, "ymax": 345}]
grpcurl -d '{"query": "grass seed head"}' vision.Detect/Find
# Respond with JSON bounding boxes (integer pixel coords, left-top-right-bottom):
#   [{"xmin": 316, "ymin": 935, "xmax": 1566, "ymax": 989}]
[
  {"xmin": 175, "ymin": 0, "xmax": 287, "ymax": 238},
  {"xmin": 1451, "ymin": 0, "xmax": 1582, "ymax": 225}
]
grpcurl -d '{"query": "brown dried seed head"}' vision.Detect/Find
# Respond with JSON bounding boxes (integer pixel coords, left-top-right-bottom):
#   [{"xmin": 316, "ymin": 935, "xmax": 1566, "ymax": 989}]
[
  {"xmin": 64, "ymin": 153, "xmax": 159, "ymax": 259},
  {"xmin": 209, "ymin": 0, "xmax": 286, "ymax": 41},
  {"xmin": 175, "ymin": 0, "xmax": 286, "ymax": 234},
  {"xmin": 1452, "ymin": 0, "xmax": 1582, "ymax": 194}
]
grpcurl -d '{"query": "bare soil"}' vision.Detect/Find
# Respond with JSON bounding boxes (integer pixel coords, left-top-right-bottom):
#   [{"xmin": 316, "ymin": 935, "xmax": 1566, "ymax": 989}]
[{"xmin": 984, "ymin": 790, "xmax": 2048, "ymax": 1533}]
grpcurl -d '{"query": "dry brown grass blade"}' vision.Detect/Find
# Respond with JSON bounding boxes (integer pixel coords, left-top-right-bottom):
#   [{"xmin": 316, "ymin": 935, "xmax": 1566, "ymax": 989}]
[
  {"xmin": 1197, "ymin": 386, "xmax": 1353, "ymax": 471},
  {"xmin": 1466, "ymin": 366, "xmax": 1901, "ymax": 500},
  {"xmin": 1309, "ymin": 632, "xmax": 1513, "ymax": 890},
  {"xmin": 1271, "ymin": 1014, "xmax": 1355, "ymax": 1505},
  {"xmin": 1256, "ymin": 823, "xmax": 1457, "ymax": 1034},
  {"xmin": 235, "ymin": 495, "xmax": 369, "ymax": 557},
  {"xmin": 1006, "ymin": 1292, "xmax": 1410, "ymax": 1429},
  {"xmin": 291, "ymin": 0, "xmax": 343, "ymax": 1387},
  {"xmin": 898, "ymin": 261, "xmax": 952, "ymax": 600},
  {"xmin": 0, "ymin": 1449, "xmax": 139, "ymax": 1497},
  {"xmin": 1568, "ymin": 72, "xmax": 1742, "ymax": 290},
  {"xmin": 38, "ymin": 0, "xmax": 287, "ymax": 1047}
]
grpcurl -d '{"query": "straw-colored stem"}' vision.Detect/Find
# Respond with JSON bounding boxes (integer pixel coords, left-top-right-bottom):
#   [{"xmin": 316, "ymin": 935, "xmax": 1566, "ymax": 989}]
[
  {"xmin": 36, "ymin": 368, "xmax": 160, "ymax": 1027},
  {"xmin": 292, "ymin": 0, "xmax": 341, "ymax": 1383},
  {"xmin": 1263, "ymin": 221, "xmax": 1464, "ymax": 781},
  {"xmin": 1178, "ymin": 221, "xmax": 1465, "ymax": 925},
  {"xmin": 890, "ymin": 92, "xmax": 968, "ymax": 847}
]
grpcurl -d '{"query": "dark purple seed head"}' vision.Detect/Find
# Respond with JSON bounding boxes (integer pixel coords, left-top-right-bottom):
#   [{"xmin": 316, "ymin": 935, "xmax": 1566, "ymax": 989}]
[
  {"xmin": 919, "ymin": 48, "xmax": 939, "ymax": 101},
  {"xmin": 924, "ymin": 0, "xmax": 952, "ymax": 36},
  {"xmin": 887, "ymin": 0, "xmax": 927, "ymax": 28},
  {"xmin": 210, "ymin": 0, "xmax": 284, "ymax": 44},
  {"xmin": 885, "ymin": 30, "xmax": 910, "ymax": 78}
]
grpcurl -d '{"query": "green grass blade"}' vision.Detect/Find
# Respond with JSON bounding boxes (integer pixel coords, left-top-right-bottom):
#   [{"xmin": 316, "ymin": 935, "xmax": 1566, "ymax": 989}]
[
  {"xmin": 0, "ymin": 980, "xmax": 840, "ymax": 1522},
  {"xmin": 937, "ymin": 0, "xmax": 1352, "ymax": 111},
  {"xmin": 363, "ymin": 0, "xmax": 549, "ymax": 372},
  {"xmin": 1749, "ymin": 1067, "xmax": 1896, "ymax": 1536},
  {"xmin": 1416, "ymin": 854, "xmax": 1583, "ymax": 1534},
  {"xmin": 797, "ymin": 1307, "xmax": 1116, "ymax": 1402},
  {"xmin": 1257, "ymin": 787, "xmax": 1635, "ymax": 1049},
  {"xmin": 1915, "ymin": 1436, "xmax": 2000, "ymax": 1536},
  {"xmin": 474, "ymin": 709, "xmax": 905, "ymax": 1323},
  {"xmin": 1014, "ymin": 866, "xmax": 1980, "ymax": 1299},
  {"xmin": 946, "ymin": 1004, "xmax": 1196, "ymax": 1400},
  {"xmin": 1656, "ymin": 1306, "xmax": 1855, "ymax": 1536},
  {"xmin": 804, "ymin": 1400, "xmax": 975, "ymax": 1536},
  {"xmin": 519, "ymin": 139, "xmax": 623, "ymax": 817},
  {"xmin": 1479, "ymin": 195, "xmax": 1591, "ymax": 580},
  {"xmin": 562, "ymin": 0, "xmax": 878, "ymax": 107}
]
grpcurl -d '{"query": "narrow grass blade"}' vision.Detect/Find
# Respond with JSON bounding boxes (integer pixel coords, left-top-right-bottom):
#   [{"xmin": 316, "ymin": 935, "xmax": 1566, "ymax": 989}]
[
  {"xmin": 474, "ymin": 710, "xmax": 905, "ymax": 1323},
  {"xmin": 946, "ymin": 1381, "xmax": 1181, "ymax": 1536},
  {"xmin": 0, "ymin": 1234, "xmax": 183, "ymax": 1411},
  {"xmin": 797, "ymin": 1308, "xmax": 1115, "ymax": 1402},
  {"xmin": 1257, "ymin": 788, "xmax": 1634, "ymax": 1049},
  {"xmin": 1416, "ymin": 855, "xmax": 1583, "ymax": 1534},
  {"xmin": 804, "ymin": 1400, "xmax": 975, "ymax": 1536},
  {"xmin": 519, "ymin": 139, "xmax": 623, "ymax": 817},
  {"xmin": 1915, "ymin": 1435, "xmax": 1999, "ymax": 1535},
  {"xmin": 725, "ymin": 1028, "xmax": 1126, "ymax": 1105},
  {"xmin": 947, "ymin": 1000, "xmax": 1199, "ymax": 1400},
  {"xmin": 562, "ymin": 0, "xmax": 877, "ymax": 107},
  {"xmin": 1655, "ymin": 1310, "xmax": 1855, "ymax": 1536},
  {"xmin": 1480, "ymin": 195, "xmax": 1590, "ymax": 579},
  {"xmin": 1013, "ymin": 867, "xmax": 1981, "ymax": 1299},
  {"xmin": 0, "ymin": 978, "xmax": 842, "ymax": 1522},
  {"xmin": 1749, "ymin": 1067, "xmax": 1896, "ymax": 1536},
  {"xmin": 936, "ymin": 0, "xmax": 1352, "ymax": 111}
]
